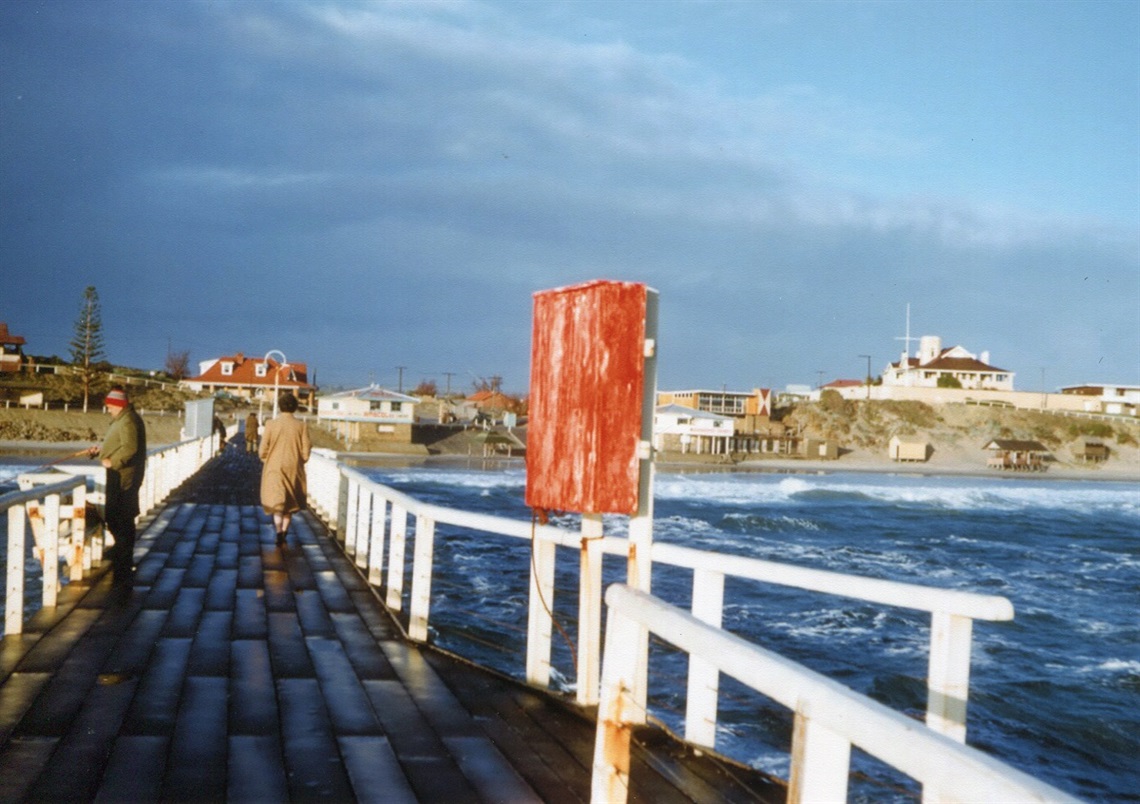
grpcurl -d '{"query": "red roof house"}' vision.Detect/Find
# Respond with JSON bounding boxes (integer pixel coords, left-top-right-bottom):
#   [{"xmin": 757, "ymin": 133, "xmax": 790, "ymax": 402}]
[
  {"xmin": 0, "ymin": 323, "xmax": 27, "ymax": 373},
  {"xmin": 181, "ymin": 353, "xmax": 316, "ymax": 407}
]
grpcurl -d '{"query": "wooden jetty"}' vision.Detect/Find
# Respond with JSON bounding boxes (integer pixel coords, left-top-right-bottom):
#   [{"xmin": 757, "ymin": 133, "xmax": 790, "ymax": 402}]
[{"xmin": 0, "ymin": 444, "xmax": 783, "ymax": 803}]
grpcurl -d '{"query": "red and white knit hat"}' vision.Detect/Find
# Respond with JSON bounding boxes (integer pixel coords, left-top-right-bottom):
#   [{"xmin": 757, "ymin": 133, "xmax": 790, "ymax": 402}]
[{"xmin": 105, "ymin": 389, "xmax": 128, "ymax": 409}]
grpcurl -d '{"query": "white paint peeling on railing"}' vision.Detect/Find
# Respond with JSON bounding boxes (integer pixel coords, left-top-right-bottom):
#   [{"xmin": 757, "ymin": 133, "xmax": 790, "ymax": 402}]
[
  {"xmin": 592, "ymin": 585, "xmax": 1078, "ymax": 804},
  {"xmin": 2, "ymin": 433, "xmax": 220, "ymax": 635},
  {"xmin": 303, "ymin": 452, "xmax": 1057, "ymax": 799}
]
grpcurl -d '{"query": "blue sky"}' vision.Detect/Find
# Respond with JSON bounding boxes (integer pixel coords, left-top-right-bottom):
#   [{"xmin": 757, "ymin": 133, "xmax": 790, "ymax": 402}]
[{"xmin": 2, "ymin": 0, "xmax": 1136, "ymax": 394}]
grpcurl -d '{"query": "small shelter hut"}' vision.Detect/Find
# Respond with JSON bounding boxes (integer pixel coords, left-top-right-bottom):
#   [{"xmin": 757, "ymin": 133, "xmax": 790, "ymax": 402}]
[
  {"xmin": 983, "ymin": 439, "xmax": 1050, "ymax": 471},
  {"xmin": 802, "ymin": 438, "xmax": 838, "ymax": 460},
  {"xmin": 889, "ymin": 435, "xmax": 930, "ymax": 462},
  {"xmin": 1076, "ymin": 439, "xmax": 1109, "ymax": 463}
]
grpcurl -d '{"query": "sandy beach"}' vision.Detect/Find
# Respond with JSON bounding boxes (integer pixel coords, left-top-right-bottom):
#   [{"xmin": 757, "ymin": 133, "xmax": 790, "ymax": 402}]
[
  {"xmin": 5, "ymin": 438, "xmax": 1139, "ymax": 484},
  {"xmin": 2, "ymin": 404, "xmax": 1138, "ymax": 484}
]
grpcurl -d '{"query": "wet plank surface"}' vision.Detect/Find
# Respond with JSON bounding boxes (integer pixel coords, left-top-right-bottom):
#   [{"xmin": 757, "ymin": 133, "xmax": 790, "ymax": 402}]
[{"xmin": 0, "ymin": 443, "xmax": 784, "ymax": 803}]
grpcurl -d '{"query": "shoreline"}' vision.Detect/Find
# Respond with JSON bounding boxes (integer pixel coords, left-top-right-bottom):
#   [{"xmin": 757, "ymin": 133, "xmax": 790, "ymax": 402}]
[
  {"xmin": 332, "ymin": 448, "xmax": 1140, "ymax": 484},
  {"xmin": 4, "ymin": 441, "xmax": 1137, "ymax": 485}
]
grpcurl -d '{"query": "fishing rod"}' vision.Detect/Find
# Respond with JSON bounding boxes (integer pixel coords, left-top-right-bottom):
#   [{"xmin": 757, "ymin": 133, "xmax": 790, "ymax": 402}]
[{"xmin": 0, "ymin": 447, "xmax": 95, "ymax": 487}]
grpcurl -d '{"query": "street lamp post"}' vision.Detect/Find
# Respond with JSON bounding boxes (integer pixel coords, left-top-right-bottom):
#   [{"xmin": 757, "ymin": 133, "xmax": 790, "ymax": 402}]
[
  {"xmin": 859, "ymin": 354, "xmax": 872, "ymax": 400},
  {"xmin": 264, "ymin": 349, "xmax": 287, "ymax": 419}
]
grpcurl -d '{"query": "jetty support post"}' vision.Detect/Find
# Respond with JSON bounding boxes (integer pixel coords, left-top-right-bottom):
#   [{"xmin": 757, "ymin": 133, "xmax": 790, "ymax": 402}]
[
  {"xmin": 926, "ymin": 611, "xmax": 973, "ymax": 742},
  {"xmin": 577, "ymin": 512, "xmax": 604, "ymax": 705},
  {"xmin": 386, "ymin": 504, "xmax": 408, "ymax": 612},
  {"xmin": 408, "ymin": 513, "xmax": 435, "ymax": 642},
  {"xmin": 69, "ymin": 483, "xmax": 87, "ymax": 580},
  {"xmin": 684, "ymin": 566, "xmax": 725, "ymax": 747},
  {"xmin": 6, "ymin": 505, "xmax": 27, "ymax": 635},
  {"xmin": 526, "ymin": 524, "xmax": 556, "ymax": 687},
  {"xmin": 354, "ymin": 490, "xmax": 373, "ymax": 572},
  {"xmin": 344, "ymin": 478, "xmax": 361, "ymax": 558},
  {"xmin": 368, "ymin": 495, "xmax": 387, "ymax": 587},
  {"xmin": 626, "ymin": 292, "xmax": 658, "ymax": 721},
  {"xmin": 590, "ymin": 597, "xmax": 641, "ymax": 804},
  {"xmin": 788, "ymin": 701, "xmax": 852, "ymax": 803}
]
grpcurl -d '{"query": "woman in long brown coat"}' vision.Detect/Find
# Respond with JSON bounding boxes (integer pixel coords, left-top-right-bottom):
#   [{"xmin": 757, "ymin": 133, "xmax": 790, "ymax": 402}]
[{"xmin": 259, "ymin": 391, "xmax": 311, "ymax": 546}]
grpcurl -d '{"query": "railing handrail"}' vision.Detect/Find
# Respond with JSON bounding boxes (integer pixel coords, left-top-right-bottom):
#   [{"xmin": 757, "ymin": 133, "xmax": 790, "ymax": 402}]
[
  {"xmin": 3, "ymin": 432, "xmax": 220, "ymax": 636},
  {"xmin": 329, "ymin": 464, "xmax": 1013, "ymax": 623},
  {"xmin": 649, "ymin": 540, "xmax": 1014, "ymax": 621},
  {"xmin": 592, "ymin": 584, "xmax": 1077, "ymax": 804},
  {"xmin": 0, "ymin": 475, "xmax": 86, "ymax": 510},
  {"xmin": 306, "ymin": 453, "xmax": 1035, "ymax": 793}
]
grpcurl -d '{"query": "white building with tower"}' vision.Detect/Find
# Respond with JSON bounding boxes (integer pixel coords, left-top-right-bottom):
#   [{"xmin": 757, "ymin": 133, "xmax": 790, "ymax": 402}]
[{"xmin": 883, "ymin": 333, "xmax": 1015, "ymax": 391}]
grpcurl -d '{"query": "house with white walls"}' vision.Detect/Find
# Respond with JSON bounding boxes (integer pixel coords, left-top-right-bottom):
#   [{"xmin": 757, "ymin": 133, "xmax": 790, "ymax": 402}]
[
  {"xmin": 882, "ymin": 336, "xmax": 1015, "ymax": 391},
  {"xmin": 652, "ymin": 404, "xmax": 735, "ymax": 455}
]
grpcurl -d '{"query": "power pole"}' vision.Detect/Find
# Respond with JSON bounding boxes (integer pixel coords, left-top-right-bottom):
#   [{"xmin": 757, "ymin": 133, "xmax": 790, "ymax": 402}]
[
  {"xmin": 443, "ymin": 371, "xmax": 455, "ymax": 398},
  {"xmin": 396, "ymin": 366, "xmax": 406, "ymax": 393}
]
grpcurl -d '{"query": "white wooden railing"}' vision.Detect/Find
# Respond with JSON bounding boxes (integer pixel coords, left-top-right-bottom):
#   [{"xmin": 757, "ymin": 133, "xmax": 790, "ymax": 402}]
[
  {"xmin": 592, "ymin": 584, "xmax": 1076, "ymax": 804},
  {"xmin": 2, "ymin": 433, "xmax": 220, "ymax": 635},
  {"xmin": 304, "ymin": 450, "xmax": 1069, "ymax": 799}
]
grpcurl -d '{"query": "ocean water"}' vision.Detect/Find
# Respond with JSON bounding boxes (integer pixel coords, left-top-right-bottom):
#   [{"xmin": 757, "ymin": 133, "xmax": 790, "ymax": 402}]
[
  {"xmin": 3, "ymin": 458, "xmax": 1136, "ymax": 800},
  {"xmin": 355, "ymin": 461, "xmax": 1139, "ymax": 802}
]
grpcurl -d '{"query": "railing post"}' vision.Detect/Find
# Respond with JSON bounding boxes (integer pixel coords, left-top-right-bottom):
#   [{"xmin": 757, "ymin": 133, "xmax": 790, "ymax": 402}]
[
  {"xmin": 926, "ymin": 611, "xmax": 973, "ymax": 742},
  {"xmin": 685, "ymin": 567, "xmax": 724, "ymax": 747},
  {"xmin": 408, "ymin": 514, "xmax": 435, "ymax": 643},
  {"xmin": 344, "ymin": 479, "xmax": 360, "ymax": 557},
  {"xmin": 787, "ymin": 703, "xmax": 852, "ymax": 804},
  {"xmin": 386, "ymin": 504, "xmax": 408, "ymax": 611},
  {"xmin": 69, "ymin": 484, "xmax": 87, "ymax": 581},
  {"xmin": 354, "ymin": 491, "xmax": 371, "ymax": 571},
  {"xmin": 366, "ymin": 493, "xmax": 385, "ymax": 581},
  {"xmin": 335, "ymin": 468, "xmax": 349, "ymax": 540},
  {"xmin": 6, "ymin": 505, "xmax": 27, "ymax": 635},
  {"xmin": 526, "ymin": 528, "xmax": 556, "ymax": 688},
  {"xmin": 577, "ymin": 513, "xmax": 604, "ymax": 705},
  {"xmin": 590, "ymin": 597, "xmax": 641, "ymax": 804},
  {"xmin": 41, "ymin": 493, "xmax": 61, "ymax": 609},
  {"xmin": 626, "ymin": 459, "xmax": 654, "ymax": 724}
]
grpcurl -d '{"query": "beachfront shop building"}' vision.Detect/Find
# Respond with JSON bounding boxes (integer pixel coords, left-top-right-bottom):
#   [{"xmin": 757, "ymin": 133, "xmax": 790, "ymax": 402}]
[
  {"xmin": 653, "ymin": 404, "xmax": 735, "ymax": 456},
  {"xmin": 656, "ymin": 388, "xmax": 772, "ymax": 418},
  {"xmin": 656, "ymin": 387, "xmax": 777, "ymax": 437},
  {"xmin": 317, "ymin": 385, "xmax": 419, "ymax": 446},
  {"xmin": 181, "ymin": 353, "xmax": 316, "ymax": 409}
]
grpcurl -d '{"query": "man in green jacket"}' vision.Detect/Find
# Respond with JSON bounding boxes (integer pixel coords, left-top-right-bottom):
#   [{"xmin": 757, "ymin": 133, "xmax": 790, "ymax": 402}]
[{"xmin": 87, "ymin": 386, "xmax": 147, "ymax": 589}]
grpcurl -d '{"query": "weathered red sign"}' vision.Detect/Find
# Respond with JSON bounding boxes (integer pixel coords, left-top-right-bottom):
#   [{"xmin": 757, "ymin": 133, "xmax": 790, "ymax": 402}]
[{"xmin": 526, "ymin": 280, "xmax": 649, "ymax": 515}]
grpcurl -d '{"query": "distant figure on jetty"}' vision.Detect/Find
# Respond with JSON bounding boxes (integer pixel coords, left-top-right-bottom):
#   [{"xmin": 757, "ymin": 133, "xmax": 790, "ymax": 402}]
[
  {"xmin": 212, "ymin": 415, "xmax": 227, "ymax": 454},
  {"xmin": 244, "ymin": 411, "xmax": 259, "ymax": 453},
  {"xmin": 87, "ymin": 386, "xmax": 147, "ymax": 590},
  {"xmin": 258, "ymin": 392, "xmax": 310, "ymax": 547}
]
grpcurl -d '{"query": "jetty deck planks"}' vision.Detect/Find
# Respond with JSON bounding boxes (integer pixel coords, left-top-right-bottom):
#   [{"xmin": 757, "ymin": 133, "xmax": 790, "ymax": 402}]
[{"xmin": 0, "ymin": 445, "xmax": 784, "ymax": 803}]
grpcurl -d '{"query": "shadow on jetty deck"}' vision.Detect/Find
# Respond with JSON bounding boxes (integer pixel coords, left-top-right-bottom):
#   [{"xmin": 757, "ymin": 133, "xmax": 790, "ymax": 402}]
[{"xmin": 0, "ymin": 443, "xmax": 784, "ymax": 802}]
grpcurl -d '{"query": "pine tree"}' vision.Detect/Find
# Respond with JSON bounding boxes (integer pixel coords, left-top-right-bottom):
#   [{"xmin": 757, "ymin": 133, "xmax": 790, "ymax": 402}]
[{"xmin": 70, "ymin": 285, "xmax": 106, "ymax": 412}]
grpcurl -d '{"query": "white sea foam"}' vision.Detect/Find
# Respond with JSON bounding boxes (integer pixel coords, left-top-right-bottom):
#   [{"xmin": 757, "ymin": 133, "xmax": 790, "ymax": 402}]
[
  {"xmin": 1096, "ymin": 659, "xmax": 1140, "ymax": 674},
  {"xmin": 655, "ymin": 471, "xmax": 1140, "ymax": 515},
  {"xmin": 370, "ymin": 467, "xmax": 526, "ymax": 491},
  {"xmin": 368, "ymin": 466, "xmax": 1139, "ymax": 520}
]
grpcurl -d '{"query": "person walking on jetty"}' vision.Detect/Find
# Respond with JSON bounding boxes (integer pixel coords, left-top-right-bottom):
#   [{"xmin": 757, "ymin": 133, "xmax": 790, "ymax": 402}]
[
  {"xmin": 212, "ymin": 414, "xmax": 227, "ymax": 454},
  {"xmin": 244, "ymin": 411, "xmax": 259, "ymax": 453},
  {"xmin": 259, "ymin": 391, "xmax": 310, "ymax": 547},
  {"xmin": 86, "ymin": 386, "xmax": 146, "ymax": 590}
]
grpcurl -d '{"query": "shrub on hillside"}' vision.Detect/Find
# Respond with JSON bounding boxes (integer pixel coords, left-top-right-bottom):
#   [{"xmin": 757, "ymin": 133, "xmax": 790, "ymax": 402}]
[{"xmin": 819, "ymin": 389, "xmax": 853, "ymax": 416}]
